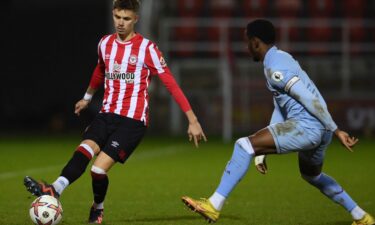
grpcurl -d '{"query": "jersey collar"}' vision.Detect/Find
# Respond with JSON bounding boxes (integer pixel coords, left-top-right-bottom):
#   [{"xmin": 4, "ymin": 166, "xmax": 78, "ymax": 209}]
[
  {"xmin": 263, "ymin": 46, "xmax": 277, "ymax": 67},
  {"xmin": 115, "ymin": 33, "xmax": 141, "ymax": 45}
]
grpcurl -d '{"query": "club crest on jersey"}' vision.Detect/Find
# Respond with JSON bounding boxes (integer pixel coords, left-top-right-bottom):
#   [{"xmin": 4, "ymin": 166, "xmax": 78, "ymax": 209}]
[
  {"xmin": 129, "ymin": 55, "xmax": 138, "ymax": 65},
  {"xmin": 160, "ymin": 57, "xmax": 167, "ymax": 67},
  {"xmin": 271, "ymin": 71, "xmax": 284, "ymax": 82}
]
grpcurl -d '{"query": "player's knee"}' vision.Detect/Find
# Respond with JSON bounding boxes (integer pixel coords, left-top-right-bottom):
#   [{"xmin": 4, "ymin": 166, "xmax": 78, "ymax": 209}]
[
  {"xmin": 235, "ymin": 137, "xmax": 254, "ymax": 155},
  {"xmin": 81, "ymin": 139, "xmax": 100, "ymax": 155},
  {"xmin": 91, "ymin": 165, "xmax": 107, "ymax": 180},
  {"xmin": 301, "ymin": 173, "xmax": 318, "ymax": 182},
  {"xmin": 302, "ymin": 173, "xmax": 343, "ymax": 197},
  {"xmin": 319, "ymin": 176, "xmax": 343, "ymax": 197}
]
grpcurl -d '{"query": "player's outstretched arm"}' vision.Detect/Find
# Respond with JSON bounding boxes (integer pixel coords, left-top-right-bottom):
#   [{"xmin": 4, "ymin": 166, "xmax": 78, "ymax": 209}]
[
  {"xmin": 334, "ymin": 129, "xmax": 359, "ymax": 152},
  {"xmin": 185, "ymin": 110, "xmax": 207, "ymax": 148}
]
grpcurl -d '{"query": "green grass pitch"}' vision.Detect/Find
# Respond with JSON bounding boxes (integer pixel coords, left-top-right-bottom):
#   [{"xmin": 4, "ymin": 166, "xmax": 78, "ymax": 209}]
[{"xmin": 0, "ymin": 135, "xmax": 374, "ymax": 225}]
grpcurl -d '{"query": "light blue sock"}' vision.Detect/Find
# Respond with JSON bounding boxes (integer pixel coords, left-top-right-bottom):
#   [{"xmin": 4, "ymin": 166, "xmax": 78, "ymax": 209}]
[
  {"xmin": 303, "ymin": 173, "xmax": 357, "ymax": 212},
  {"xmin": 216, "ymin": 142, "xmax": 253, "ymax": 197}
]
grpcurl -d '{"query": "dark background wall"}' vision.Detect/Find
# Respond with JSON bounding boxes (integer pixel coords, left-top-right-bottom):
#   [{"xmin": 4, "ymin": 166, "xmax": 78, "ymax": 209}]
[{"xmin": 1, "ymin": 0, "xmax": 109, "ymax": 132}]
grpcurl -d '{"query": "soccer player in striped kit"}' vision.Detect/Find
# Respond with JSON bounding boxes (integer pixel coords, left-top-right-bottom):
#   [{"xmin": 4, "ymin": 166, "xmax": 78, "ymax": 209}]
[
  {"xmin": 24, "ymin": 0, "xmax": 206, "ymax": 223},
  {"xmin": 182, "ymin": 19, "xmax": 374, "ymax": 225}
]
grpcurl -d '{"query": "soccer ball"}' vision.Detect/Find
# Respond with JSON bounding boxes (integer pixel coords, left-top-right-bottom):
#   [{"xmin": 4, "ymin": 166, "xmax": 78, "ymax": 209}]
[{"xmin": 29, "ymin": 195, "xmax": 63, "ymax": 225}]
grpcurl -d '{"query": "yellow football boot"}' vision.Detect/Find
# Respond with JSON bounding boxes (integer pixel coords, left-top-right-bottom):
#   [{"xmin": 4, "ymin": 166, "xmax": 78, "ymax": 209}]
[
  {"xmin": 352, "ymin": 213, "xmax": 375, "ymax": 225},
  {"xmin": 182, "ymin": 196, "xmax": 220, "ymax": 223}
]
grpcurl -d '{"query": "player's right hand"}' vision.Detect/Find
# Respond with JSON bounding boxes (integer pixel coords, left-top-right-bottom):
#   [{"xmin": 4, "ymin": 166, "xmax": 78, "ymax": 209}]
[
  {"xmin": 74, "ymin": 99, "xmax": 90, "ymax": 116},
  {"xmin": 254, "ymin": 155, "xmax": 267, "ymax": 174},
  {"xmin": 187, "ymin": 120, "xmax": 207, "ymax": 148}
]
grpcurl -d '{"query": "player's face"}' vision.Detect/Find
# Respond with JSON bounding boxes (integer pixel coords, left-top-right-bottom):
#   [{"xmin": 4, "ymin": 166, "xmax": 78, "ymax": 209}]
[
  {"xmin": 247, "ymin": 38, "xmax": 261, "ymax": 62},
  {"xmin": 113, "ymin": 9, "xmax": 138, "ymax": 39},
  {"xmin": 245, "ymin": 31, "xmax": 261, "ymax": 62}
]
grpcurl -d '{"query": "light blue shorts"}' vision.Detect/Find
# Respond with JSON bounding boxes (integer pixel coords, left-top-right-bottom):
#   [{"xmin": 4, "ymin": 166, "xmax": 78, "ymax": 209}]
[{"xmin": 268, "ymin": 119, "xmax": 333, "ymax": 165}]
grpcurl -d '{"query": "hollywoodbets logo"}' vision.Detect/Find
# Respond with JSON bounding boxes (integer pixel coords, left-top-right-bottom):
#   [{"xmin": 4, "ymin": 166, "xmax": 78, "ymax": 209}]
[{"xmin": 105, "ymin": 61, "xmax": 135, "ymax": 83}]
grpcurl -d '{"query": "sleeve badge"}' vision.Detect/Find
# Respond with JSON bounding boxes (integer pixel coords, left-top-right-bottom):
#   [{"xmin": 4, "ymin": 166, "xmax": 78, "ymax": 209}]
[
  {"xmin": 160, "ymin": 57, "xmax": 167, "ymax": 67},
  {"xmin": 271, "ymin": 71, "xmax": 284, "ymax": 82}
]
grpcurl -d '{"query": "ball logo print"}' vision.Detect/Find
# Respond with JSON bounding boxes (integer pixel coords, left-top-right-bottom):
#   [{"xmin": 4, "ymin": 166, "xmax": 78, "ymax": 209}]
[{"xmin": 29, "ymin": 195, "xmax": 63, "ymax": 225}]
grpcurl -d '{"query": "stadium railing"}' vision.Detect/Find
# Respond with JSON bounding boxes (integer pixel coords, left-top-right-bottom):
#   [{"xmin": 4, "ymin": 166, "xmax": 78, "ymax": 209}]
[{"xmin": 158, "ymin": 18, "xmax": 375, "ymax": 141}]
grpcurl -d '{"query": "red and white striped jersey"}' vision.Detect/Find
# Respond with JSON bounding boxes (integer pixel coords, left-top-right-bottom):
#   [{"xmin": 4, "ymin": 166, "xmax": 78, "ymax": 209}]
[{"xmin": 88, "ymin": 33, "xmax": 191, "ymax": 125}]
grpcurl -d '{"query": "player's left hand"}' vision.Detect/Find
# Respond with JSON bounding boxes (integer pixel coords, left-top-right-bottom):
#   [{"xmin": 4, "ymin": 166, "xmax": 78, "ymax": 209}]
[
  {"xmin": 254, "ymin": 155, "xmax": 268, "ymax": 174},
  {"xmin": 334, "ymin": 129, "xmax": 358, "ymax": 152},
  {"xmin": 187, "ymin": 121, "xmax": 207, "ymax": 148}
]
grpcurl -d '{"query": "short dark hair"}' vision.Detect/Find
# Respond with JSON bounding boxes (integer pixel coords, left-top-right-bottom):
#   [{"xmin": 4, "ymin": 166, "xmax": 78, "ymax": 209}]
[
  {"xmin": 246, "ymin": 19, "xmax": 275, "ymax": 44},
  {"xmin": 113, "ymin": 0, "xmax": 141, "ymax": 13}
]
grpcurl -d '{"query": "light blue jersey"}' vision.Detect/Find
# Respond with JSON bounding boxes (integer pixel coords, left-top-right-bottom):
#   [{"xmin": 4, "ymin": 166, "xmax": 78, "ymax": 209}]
[
  {"xmin": 263, "ymin": 46, "xmax": 336, "ymax": 160},
  {"xmin": 264, "ymin": 46, "xmax": 337, "ymax": 131}
]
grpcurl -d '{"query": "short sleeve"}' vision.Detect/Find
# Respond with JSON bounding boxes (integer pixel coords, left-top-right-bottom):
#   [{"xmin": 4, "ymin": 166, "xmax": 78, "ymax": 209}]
[{"xmin": 265, "ymin": 68, "xmax": 296, "ymax": 92}]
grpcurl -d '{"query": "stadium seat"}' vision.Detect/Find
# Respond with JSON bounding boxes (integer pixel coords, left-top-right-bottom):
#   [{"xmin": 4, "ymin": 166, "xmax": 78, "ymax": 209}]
[
  {"xmin": 274, "ymin": 0, "xmax": 302, "ymax": 18},
  {"xmin": 177, "ymin": 0, "xmax": 205, "ymax": 17},
  {"xmin": 203, "ymin": 0, "xmax": 237, "ymax": 56},
  {"xmin": 342, "ymin": 0, "xmax": 365, "ymax": 19},
  {"xmin": 306, "ymin": 0, "xmax": 335, "ymax": 55},
  {"xmin": 342, "ymin": 0, "xmax": 366, "ymax": 43},
  {"xmin": 306, "ymin": 19, "xmax": 334, "ymax": 55},
  {"xmin": 242, "ymin": 0, "xmax": 269, "ymax": 19},
  {"xmin": 208, "ymin": 0, "xmax": 236, "ymax": 18},
  {"xmin": 307, "ymin": 0, "xmax": 334, "ymax": 18},
  {"xmin": 172, "ymin": 0, "xmax": 205, "ymax": 57},
  {"xmin": 274, "ymin": 0, "xmax": 302, "ymax": 41}
]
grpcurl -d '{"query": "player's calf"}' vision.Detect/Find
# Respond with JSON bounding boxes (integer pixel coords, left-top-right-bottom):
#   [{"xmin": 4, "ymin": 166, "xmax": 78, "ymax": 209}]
[
  {"xmin": 301, "ymin": 173, "xmax": 356, "ymax": 209},
  {"xmin": 301, "ymin": 173, "xmax": 374, "ymax": 223},
  {"xmin": 91, "ymin": 165, "xmax": 109, "ymax": 205},
  {"xmin": 60, "ymin": 144, "xmax": 95, "ymax": 184}
]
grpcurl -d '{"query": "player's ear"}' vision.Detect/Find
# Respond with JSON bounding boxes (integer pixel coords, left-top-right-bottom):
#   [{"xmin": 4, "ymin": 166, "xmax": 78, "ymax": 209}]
[
  {"xmin": 254, "ymin": 37, "xmax": 261, "ymax": 49},
  {"xmin": 134, "ymin": 14, "xmax": 139, "ymax": 24}
]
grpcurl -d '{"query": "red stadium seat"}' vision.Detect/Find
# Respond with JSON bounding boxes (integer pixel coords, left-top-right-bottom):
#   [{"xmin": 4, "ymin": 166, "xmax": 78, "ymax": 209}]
[
  {"xmin": 307, "ymin": 0, "xmax": 334, "ymax": 18},
  {"xmin": 342, "ymin": 0, "xmax": 365, "ymax": 18},
  {"xmin": 177, "ymin": 0, "xmax": 204, "ymax": 17},
  {"xmin": 203, "ymin": 0, "xmax": 236, "ymax": 56},
  {"xmin": 306, "ymin": 0, "xmax": 335, "ymax": 55},
  {"xmin": 242, "ymin": 0, "xmax": 269, "ymax": 18},
  {"xmin": 342, "ymin": 0, "xmax": 366, "ymax": 44},
  {"xmin": 208, "ymin": 0, "xmax": 236, "ymax": 18},
  {"xmin": 349, "ymin": 25, "xmax": 365, "ymax": 42},
  {"xmin": 274, "ymin": 0, "xmax": 302, "ymax": 41},
  {"xmin": 173, "ymin": 0, "xmax": 205, "ymax": 57},
  {"xmin": 306, "ymin": 19, "xmax": 333, "ymax": 55},
  {"xmin": 274, "ymin": 0, "xmax": 302, "ymax": 18}
]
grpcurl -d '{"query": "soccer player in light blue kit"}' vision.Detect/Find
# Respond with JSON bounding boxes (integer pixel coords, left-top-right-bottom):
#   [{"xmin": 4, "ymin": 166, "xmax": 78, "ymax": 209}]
[{"xmin": 182, "ymin": 19, "xmax": 374, "ymax": 225}]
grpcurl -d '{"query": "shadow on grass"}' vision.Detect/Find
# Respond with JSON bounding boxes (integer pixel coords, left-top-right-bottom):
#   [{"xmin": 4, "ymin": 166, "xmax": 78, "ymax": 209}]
[
  {"xmin": 112, "ymin": 214, "xmax": 242, "ymax": 224},
  {"xmin": 331, "ymin": 221, "xmax": 350, "ymax": 225}
]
